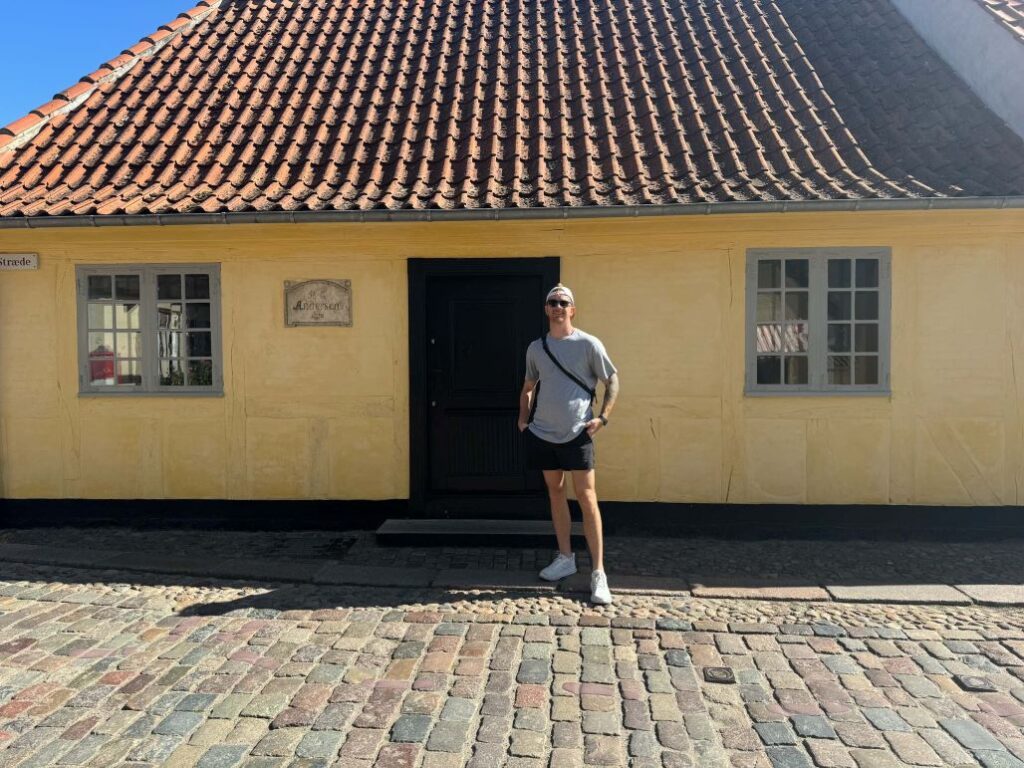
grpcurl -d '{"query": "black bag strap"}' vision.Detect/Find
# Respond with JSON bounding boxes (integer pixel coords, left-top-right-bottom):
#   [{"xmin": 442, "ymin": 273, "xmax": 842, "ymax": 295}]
[{"xmin": 541, "ymin": 335, "xmax": 597, "ymax": 400}]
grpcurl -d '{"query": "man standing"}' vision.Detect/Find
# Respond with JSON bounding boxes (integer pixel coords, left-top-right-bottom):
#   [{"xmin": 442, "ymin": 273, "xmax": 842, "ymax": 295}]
[{"xmin": 518, "ymin": 284, "xmax": 620, "ymax": 605}]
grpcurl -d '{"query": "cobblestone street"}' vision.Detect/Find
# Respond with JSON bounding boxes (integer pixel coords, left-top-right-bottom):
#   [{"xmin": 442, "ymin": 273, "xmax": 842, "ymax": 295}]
[{"xmin": 2, "ymin": 551, "xmax": 1024, "ymax": 768}]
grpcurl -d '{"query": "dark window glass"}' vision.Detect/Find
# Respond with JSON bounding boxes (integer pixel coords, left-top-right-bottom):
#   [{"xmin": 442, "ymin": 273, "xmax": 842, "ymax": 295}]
[
  {"xmin": 855, "ymin": 259, "xmax": 879, "ymax": 288},
  {"xmin": 784, "ymin": 292, "xmax": 808, "ymax": 321},
  {"xmin": 828, "ymin": 260, "xmax": 851, "ymax": 288},
  {"xmin": 828, "ymin": 324, "xmax": 851, "ymax": 353},
  {"xmin": 828, "ymin": 292, "xmax": 851, "ymax": 321},
  {"xmin": 784, "ymin": 356, "xmax": 808, "ymax": 385},
  {"xmin": 785, "ymin": 259, "xmax": 809, "ymax": 288},
  {"xmin": 185, "ymin": 274, "xmax": 210, "ymax": 299},
  {"xmin": 828, "ymin": 356, "xmax": 851, "ymax": 385},
  {"xmin": 855, "ymin": 291, "xmax": 879, "ymax": 320},
  {"xmin": 186, "ymin": 332, "xmax": 212, "ymax": 357},
  {"xmin": 186, "ymin": 303, "xmax": 211, "ymax": 328},
  {"xmin": 855, "ymin": 356, "xmax": 879, "ymax": 385},
  {"xmin": 855, "ymin": 324, "xmax": 879, "ymax": 352},
  {"xmin": 115, "ymin": 275, "xmax": 140, "ymax": 301},
  {"xmin": 756, "ymin": 356, "xmax": 782, "ymax": 384},
  {"xmin": 158, "ymin": 275, "xmax": 182, "ymax": 300},
  {"xmin": 188, "ymin": 359, "xmax": 213, "ymax": 386},
  {"xmin": 758, "ymin": 260, "xmax": 781, "ymax": 289},
  {"xmin": 88, "ymin": 275, "xmax": 113, "ymax": 299}
]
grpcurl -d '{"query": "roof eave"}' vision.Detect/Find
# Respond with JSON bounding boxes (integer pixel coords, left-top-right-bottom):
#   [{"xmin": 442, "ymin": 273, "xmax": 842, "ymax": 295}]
[{"xmin": 1, "ymin": 196, "xmax": 1022, "ymax": 230}]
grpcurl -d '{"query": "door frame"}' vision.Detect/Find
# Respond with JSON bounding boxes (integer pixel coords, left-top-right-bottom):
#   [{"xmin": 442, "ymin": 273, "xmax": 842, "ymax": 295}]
[{"xmin": 408, "ymin": 257, "xmax": 560, "ymax": 517}]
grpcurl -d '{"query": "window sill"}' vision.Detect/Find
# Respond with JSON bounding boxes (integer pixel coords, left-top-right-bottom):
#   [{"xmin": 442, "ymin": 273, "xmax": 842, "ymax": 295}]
[
  {"xmin": 744, "ymin": 388, "xmax": 891, "ymax": 398},
  {"xmin": 78, "ymin": 389, "xmax": 225, "ymax": 398}
]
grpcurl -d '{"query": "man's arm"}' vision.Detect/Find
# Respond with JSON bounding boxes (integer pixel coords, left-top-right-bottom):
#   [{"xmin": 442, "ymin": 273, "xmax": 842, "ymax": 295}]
[
  {"xmin": 599, "ymin": 373, "xmax": 619, "ymax": 421},
  {"xmin": 586, "ymin": 372, "xmax": 619, "ymax": 435},
  {"xmin": 518, "ymin": 378, "xmax": 538, "ymax": 432}
]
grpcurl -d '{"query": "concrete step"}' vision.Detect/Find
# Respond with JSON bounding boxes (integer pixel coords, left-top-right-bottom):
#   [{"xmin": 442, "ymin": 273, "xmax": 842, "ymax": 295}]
[{"xmin": 376, "ymin": 518, "xmax": 585, "ymax": 547}]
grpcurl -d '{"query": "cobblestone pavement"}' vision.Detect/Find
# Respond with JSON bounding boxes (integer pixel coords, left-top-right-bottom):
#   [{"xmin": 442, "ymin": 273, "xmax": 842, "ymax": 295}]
[
  {"xmin": 3, "ymin": 561, "xmax": 1024, "ymax": 767},
  {"xmin": 2, "ymin": 528, "xmax": 1023, "ymax": 585}
]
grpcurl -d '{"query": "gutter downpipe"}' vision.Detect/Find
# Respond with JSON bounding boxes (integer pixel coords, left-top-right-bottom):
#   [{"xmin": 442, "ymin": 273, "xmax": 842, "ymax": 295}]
[{"xmin": 0, "ymin": 196, "xmax": 1022, "ymax": 229}]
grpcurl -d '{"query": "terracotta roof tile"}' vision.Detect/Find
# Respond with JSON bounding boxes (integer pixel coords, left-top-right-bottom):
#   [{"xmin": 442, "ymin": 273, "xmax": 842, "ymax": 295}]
[{"xmin": 1, "ymin": 0, "xmax": 1023, "ymax": 218}]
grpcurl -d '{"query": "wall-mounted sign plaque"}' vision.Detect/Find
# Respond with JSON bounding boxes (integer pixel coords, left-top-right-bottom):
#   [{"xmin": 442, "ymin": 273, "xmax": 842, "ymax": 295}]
[
  {"xmin": 285, "ymin": 279, "xmax": 352, "ymax": 327},
  {"xmin": 0, "ymin": 253, "xmax": 38, "ymax": 271}
]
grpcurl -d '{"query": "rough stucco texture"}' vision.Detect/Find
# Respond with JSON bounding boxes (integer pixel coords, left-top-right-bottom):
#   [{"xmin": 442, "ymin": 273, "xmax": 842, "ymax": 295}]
[{"xmin": 0, "ymin": 210, "xmax": 1023, "ymax": 505}]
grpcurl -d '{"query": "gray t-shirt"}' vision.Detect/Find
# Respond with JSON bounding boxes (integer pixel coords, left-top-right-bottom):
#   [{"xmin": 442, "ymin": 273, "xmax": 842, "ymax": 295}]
[{"xmin": 525, "ymin": 329, "xmax": 617, "ymax": 444}]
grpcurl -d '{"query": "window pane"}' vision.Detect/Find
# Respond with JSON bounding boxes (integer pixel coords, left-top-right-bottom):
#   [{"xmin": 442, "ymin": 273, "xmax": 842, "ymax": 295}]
[
  {"xmin": 758, "ymin": 260, "xmax": 781, "ymax": 289},
  {"xmin": 855, "ymin": 323, "xmax": 878, "ymax": 352},
  {"xmin": 89, "ymin": 355, "xmax": 116, "ymax": 385},
  {"xmin": 115, "ymin": 303, "xmax": 141, "ymax": 330},
  {"xmin": 783, "ymin": 323, "xmax": 808, "ymax": 353},
  {"xmin": 88, "ymin": 275, "xmax": 112, "ymax": 299},
  {"xmin": 756, "ymin": 324, "xmax": 782, "ymax": 353},
  {"xmin": 784, "ymin": 259, "xmax": 808, "ymax": 288},
  {"xmin": 188, "ymin": 359, "xmax": 214, "ymax": 386},
  {"xmin": 185, "ymin": 274, "xmax": 210, "ymax": 299},
  {"xmin": 115, "ymin": 275, "xmax": 140, "ymax": 301},
  {"xmin": 784, "ymin": 356, "xmax": 808, "ymax": 385},
  {"xmin": 158, "ymin": 331, "xmax": 182, "ymax": 358},
  {"xmin": 827, "ymin": 323, "xmax": 851, "ymax": 353},
  {"xmin": 158, "ymin": 303, "xmax": 183, "ymax": 329},
  {"xmin": 116, "ymin": 332, "xmax": 141, "ymax": 359},
  {"xmin": 160, "ymin": 359, "xmax": 186, "ymax": 386},
  {"xmin": 828, "ymin": 356, "xmax": 851, "ymax": 385},
  {"xmin": 87, "ymin": 332, "xmax": 114, "ymax": 356},
  {"xmin": 186, "ymin": 332, "xmax": 212, "ymax": 357},
  {"xmin": 756, "ymin": 356, "xmax": 781, "ymax": 384},
  {"xmin": 88, "ymin": 303, "xmax": 114, "ymax": 329},
  {"xmin": 757, "ymin": 293, "xmax": 781, "ymax": 322},
  {"xmin": 158, "ymin": 275, "xmax": 182, "ymax": 300},
  {"xmin": 116, "ymin": 360, "xmax": 141, "ymax": 385},
  {"xmin": 855, "ymin": 259, "xmax": 879, "ymax": 288},
  {"xmin": 855, "ymin": 356, "xmax": 879, "ymax": 385},
  {"xmin": 784, "ymin": 292, "xmax": 808, "ymax": 320},
  {"xmin": 828, "ymin": 292, "xmax": 851, "ymax": 321},
  {"xmin": 828, "ymin": 259, "xmax": 851, "ymax": 288},
  {"xmin": 855, "ymin": 291, "xmax": 878, "ymax": 320},
  {"xmin": 185, "ymin": 303, "xmax": 211, "ymax": 329}
]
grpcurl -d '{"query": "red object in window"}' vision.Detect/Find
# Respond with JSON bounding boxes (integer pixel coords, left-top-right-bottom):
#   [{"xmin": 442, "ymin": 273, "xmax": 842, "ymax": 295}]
[{"xmin": 90, "ymin": 345, "xmax": 114, "ymax": 383}]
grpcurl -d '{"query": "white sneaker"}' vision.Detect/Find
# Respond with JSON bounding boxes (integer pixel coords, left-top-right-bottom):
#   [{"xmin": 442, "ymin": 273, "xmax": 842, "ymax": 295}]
[
  {"xmin": 539, "ymin": 552, "xmax": 577, "ymax": 581},
  {"xmin": 590, "ymin": 570, "xmax": 613, "ymax": 605}
]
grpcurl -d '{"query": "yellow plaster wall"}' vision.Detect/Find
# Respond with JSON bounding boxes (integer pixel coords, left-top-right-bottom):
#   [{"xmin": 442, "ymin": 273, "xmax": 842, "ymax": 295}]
[{"xmin": 0, "ymin": 209, "xmax": 1022, "ymax": 505}]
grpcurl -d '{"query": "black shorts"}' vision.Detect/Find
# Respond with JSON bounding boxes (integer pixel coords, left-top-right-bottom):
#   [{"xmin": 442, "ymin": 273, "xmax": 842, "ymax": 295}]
[{"xmin": 523, "ymin": 428, "xmax": 595, "ymax": 471}]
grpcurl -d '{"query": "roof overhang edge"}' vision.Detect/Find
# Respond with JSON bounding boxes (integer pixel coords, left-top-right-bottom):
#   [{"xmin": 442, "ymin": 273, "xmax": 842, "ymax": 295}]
[{"xmin": 0, "ymin": 196, "xmax": 1022, "ymax": 230}]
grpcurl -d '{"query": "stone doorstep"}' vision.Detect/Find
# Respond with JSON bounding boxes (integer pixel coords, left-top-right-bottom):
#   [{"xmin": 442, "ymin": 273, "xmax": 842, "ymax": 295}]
[
  {"xmin": 824, "ymin": 584, "xmax": 972, "ymax": 605},
  {"xmin": 955, "ymin": 584, "xmax": 1024, "ymax": 605}
]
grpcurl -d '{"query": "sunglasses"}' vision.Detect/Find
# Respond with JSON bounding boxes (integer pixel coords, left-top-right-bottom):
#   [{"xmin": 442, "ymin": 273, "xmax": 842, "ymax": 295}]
[{"xmin": 546, "ymin": 299, "xmax": 572, "ymax": 308}]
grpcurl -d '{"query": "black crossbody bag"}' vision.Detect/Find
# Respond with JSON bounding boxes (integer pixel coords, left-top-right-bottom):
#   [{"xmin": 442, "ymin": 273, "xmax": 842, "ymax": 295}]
[{"xmin": 528, "ymin": 335, "xmax": 597, "ymax": 423}]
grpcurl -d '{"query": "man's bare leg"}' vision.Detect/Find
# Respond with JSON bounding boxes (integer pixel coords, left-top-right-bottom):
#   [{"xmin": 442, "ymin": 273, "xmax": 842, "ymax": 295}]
[
  {"xmin": 571, "ymin": 469, "xmax": 604, "ymax": 572},
  {"xmin": 543, "ymin": 469, "xmax": 572, "ymax": 556}
]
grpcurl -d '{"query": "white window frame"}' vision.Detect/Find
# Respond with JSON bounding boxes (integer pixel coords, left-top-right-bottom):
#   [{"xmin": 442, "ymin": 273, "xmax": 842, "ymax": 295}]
[
  {"xmin": 745, "ymin": 247, "xmax": 891, "ymax": 395},
  {"xmin": 76, "ymin": 264, "xmax": 223, "ymax": 396}
]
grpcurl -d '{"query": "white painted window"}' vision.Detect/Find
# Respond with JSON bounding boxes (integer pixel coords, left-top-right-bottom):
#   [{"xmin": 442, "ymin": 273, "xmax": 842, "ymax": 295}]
[
  {"xmin": 745, "ymin": 248, "xmax": 891, "ymax": 394},
  {"xmin": 76, "ymin": 265, "xmax": 222, "ymax": 395}
]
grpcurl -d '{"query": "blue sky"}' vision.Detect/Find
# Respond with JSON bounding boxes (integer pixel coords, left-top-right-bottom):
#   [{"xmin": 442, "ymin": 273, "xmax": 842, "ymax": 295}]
[{"xmin": 0, "ymin": 1, "xmax": 190, "ymax": 127}]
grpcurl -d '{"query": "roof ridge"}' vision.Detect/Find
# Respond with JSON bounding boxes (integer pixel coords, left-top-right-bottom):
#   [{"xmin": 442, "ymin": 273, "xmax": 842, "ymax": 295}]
[{"xmin": 0, "ymin": 0, "xmax": 222, "ymax": 153}]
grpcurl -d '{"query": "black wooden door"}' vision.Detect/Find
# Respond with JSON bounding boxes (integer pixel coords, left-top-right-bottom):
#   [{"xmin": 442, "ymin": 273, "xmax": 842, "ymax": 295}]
[{"xmin": 426, "ymin": 274, "xmax": 547, "ymax": 495}]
